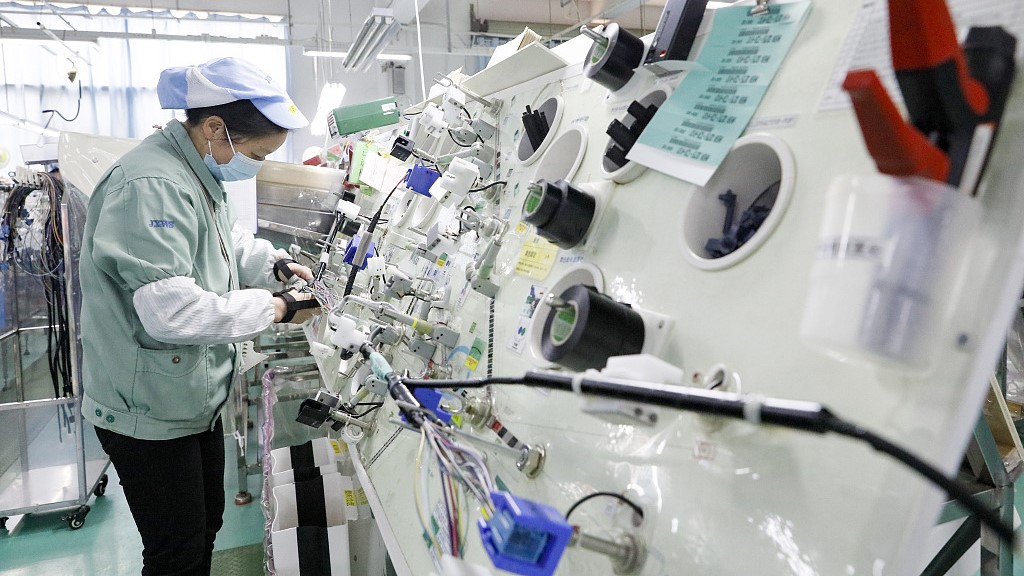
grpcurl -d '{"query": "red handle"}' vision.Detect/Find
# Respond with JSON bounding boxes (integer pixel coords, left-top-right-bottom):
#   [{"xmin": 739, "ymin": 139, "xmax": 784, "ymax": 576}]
[
  {"xmin": 889, "ymin": 0, "xmax": 990, "ymax": 116},
  {"xmin": 843, "ymin": 69, "xmax": 950, "ymax": 181}
]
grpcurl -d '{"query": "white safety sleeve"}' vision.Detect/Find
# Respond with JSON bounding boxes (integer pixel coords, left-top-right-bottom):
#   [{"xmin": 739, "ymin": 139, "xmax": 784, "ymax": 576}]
[
  {"xmin": 232, "ymin": 222, "xmax": 290, "ymax": 289},
  {"xmin": 133, "ymin": 276, "xmax": 276, "ymax": 345}
]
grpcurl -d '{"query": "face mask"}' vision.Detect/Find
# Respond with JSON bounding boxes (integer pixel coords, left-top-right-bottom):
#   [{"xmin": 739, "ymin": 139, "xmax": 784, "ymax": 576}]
[{"xmin": 204, "ymin": 126, "xmax": 263, "ymax": 182}]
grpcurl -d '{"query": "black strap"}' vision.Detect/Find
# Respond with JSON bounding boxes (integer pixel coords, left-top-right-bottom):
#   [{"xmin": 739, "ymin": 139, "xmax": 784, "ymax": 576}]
[
  {"xmin": 290, "ymin": 443, "xmax": 315, "ymax": 470},
  {"xmin": 274, "ymin": 258, "xmax": 297, "ymax": 282},
  {"xmin": 292, "ymin": 466, "xmax": 324, "ymax": 483},
  {"xmin": 295, "ymin": 526, "xmax": 332, "ymax": 576},
  {"xmin": 275, "ymin": 290, "xmax": 321, "ymax": 323},
  {"xmin": 295, "ymin": 477, "xmax": 329, "ymax": 527}
]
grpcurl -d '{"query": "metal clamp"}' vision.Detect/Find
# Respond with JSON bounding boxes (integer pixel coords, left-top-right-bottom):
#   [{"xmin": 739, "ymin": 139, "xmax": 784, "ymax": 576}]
[{"xmin": 749, "ymin": 0, "xmax": 771, "ymax": 16}]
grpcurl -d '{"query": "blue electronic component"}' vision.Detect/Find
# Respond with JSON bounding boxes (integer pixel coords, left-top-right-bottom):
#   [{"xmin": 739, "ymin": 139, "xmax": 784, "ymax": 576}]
[
  {"xmin": 343, "ymin": 235, "xmax": 376, "ymax": 269},
  {"xmin": 410, "ymin": 388, "xmax": 453, "ymax": 425},
  {"xmin": 407, "ymin": 164, "xmax": 441, "ymax": 197},
  {"xmin": 478, "ymin": 491, "xmax": 573, "ymax": 576}
]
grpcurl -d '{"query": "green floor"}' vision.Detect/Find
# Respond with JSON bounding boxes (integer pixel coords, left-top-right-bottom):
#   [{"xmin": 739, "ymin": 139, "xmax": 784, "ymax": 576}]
[{"xmin": 0, "ymin": 433, "xmax": 265, "ymax": 576}]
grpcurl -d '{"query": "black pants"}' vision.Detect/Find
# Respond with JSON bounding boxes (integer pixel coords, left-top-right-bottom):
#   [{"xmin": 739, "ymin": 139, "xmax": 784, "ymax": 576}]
[{"xmin": 95, "ymin": 419, "xmax": 226, "ymax": 576}]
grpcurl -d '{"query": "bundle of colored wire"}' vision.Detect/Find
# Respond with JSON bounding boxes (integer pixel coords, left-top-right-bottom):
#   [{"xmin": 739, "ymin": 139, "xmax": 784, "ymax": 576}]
[{"xmin": 414, "ymin": 418, "xmax": 496, "ymax": 562}]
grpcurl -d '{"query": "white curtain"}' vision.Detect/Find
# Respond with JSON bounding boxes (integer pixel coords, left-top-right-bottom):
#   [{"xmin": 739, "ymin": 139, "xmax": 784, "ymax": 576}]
[{"xmin": 0, "ymin": 21, "xmax": 289, "ymax": 172}]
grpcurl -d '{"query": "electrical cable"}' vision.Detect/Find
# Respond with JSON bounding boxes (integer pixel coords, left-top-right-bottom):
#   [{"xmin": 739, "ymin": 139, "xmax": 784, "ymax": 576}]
[
  {"xmin": 1, "ymin": 174, "xmax": 72, "ymax": 398},
  {"xmin": 398, "ymin": 372, "xmax": 1015, "ymax": 545},
  {"xmin": 565, "ymin": 491, "xmax": 645, "ymax": 522},
  {"xmin": 42, "ymin": 80, "xmax": 82, "ymax": 124},
  {"xmin": 447, "ymin": 128, "xmax": 473, "ymax": 148},
  {"xmin": 469, "ymin": 180, "xmax": 507, "ymax": 193},
  {"xmin": 343, "ymin": 179, "xmax": 404, "ymax": 297}
]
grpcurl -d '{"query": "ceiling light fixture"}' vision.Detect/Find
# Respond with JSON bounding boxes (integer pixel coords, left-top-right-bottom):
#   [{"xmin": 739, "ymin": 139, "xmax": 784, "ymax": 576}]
[
  {"xmin": 304, "ymin": 49, "xmax": 412, "ymax": 62},
  {"xmin": 341, "ymin": 8, "xmax": 402, "ymax": 72}
]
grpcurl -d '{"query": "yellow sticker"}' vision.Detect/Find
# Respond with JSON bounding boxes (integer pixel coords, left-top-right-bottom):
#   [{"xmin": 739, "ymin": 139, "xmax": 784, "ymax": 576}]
[
  {"xmin": 355, "ymin": 488, "xmax": 369, "ymax": 506},
  {"xmin": 464, "ymin": 356, "xmax": 480, "ymax": 371},
  {"xmin": 515, "ymin": 222, "xmax": 530, "ymax": 235},
  {"xmin": 515, "ymin": 235, "xmax": 558, "ymax": 281},
  {"xmin": 330, "ymin": 439, "xmax": 342, "ymax": 454},
  {"xmin": 289, "ymin": 104, "xmax": 298, "ymax": 114},
  {"xmin": 344, "ymin": 490, "xmax": 356, "ymax": 507}
]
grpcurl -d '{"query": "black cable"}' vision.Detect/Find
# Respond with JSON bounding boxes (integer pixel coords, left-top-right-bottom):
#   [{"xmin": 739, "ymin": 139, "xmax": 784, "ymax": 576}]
[
  {"xmin": 447, "ymin": 129, "xmax": 473, "ymax": 148},
  {"xmin": 565, "ymin": 491, "xmax": 644, "ymax": 522},
  {"xmin": 353, "ymin": 402, "xmax": 385, "ymax": 418},
  {"xmin": 343, "ymin": 179, "xmax": 404, "ymax": 297},
  {"xmin": 400, "ymin": 371, "xmax": 1016, "ymax": 546},
  {"xmin": 469, "ymin": 181, "xmax": 507, "ymax": 193},
  {"xmin": 42, "ymin": 80, "xmax": 82, "ymax": 123},
  {"xmin": 824, "ymin": 415, "xmax": 1014, "ymax": 544}
]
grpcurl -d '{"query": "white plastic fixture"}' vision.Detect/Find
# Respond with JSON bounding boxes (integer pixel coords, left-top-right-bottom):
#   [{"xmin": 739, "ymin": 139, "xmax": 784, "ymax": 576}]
[{"xmin": 533, "ymin": 124, "xmax": 589, "ymax": 184}]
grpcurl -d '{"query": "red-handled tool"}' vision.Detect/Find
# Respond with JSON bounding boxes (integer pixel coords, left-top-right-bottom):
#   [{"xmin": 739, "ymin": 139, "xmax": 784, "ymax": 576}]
[
  {"xmin": 890, "ymin": 0, "xmax": 989, "ymax": 133},
  {"xmin": 843, "ymin": 70, "xmax": 950, "ymax": 182},
  {"xmin": 843, "ymin": 0, "xmax": 1016, "ymax": 193}
]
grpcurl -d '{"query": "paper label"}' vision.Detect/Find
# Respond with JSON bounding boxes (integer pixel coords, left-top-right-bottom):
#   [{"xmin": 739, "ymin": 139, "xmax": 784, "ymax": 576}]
[
  {"xmin": 629, "ymin": 1, "xmax": 812, "ymax": 186},
  {"xmin": 514, "ymin": 235, "xmax": 558, "ymax": 280}
]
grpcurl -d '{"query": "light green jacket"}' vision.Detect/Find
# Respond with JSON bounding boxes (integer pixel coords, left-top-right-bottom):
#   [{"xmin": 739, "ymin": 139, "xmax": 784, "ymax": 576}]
[{"xmin": 80, "ymin": 120, "xmax": 244, "ymax": 440}]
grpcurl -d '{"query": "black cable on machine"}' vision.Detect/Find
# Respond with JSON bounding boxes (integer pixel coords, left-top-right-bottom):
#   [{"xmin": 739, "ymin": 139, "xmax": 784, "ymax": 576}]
[
  {"xmin": 565, "ymin": 491, "xmax": 645, "ymax": 522},
  {"xmin": 342, "ymin": 179, "xmax": 404, "ymax": 297},
  {"xmin": 399, "ymin": 372, "xmax": 1015, "ymax": 546}
]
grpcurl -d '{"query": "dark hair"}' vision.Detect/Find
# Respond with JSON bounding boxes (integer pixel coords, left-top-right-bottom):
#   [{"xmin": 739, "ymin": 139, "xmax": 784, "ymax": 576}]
[{"xmin": 185, "ymin": 99, "xmax": 286, "ymax": 139}]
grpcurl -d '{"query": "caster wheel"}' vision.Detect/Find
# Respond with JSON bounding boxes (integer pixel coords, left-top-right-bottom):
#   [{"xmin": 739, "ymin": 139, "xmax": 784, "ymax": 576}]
[
  {"xmin": 94, "ymin": 474, "xmax": 109, "ymax": 497},
  {"xmin": 64, "ymin": 506, "xmax": 90, "ymax": 530}
]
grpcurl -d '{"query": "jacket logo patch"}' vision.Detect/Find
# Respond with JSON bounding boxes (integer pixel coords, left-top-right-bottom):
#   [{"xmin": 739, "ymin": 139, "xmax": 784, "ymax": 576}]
[{"xmin": 149, "ymin": 219, "xmax": 175, "ymax": 229}]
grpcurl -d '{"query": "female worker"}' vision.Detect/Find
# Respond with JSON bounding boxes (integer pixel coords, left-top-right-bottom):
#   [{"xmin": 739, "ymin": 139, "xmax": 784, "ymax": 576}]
[{"xmin": 79, "ymin": 57, "xmax": 319, "ymax": 576}]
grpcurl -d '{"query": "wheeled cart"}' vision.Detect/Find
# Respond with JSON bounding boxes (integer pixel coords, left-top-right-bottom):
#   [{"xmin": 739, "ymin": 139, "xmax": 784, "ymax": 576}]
[{"xmin": 0, "ymin": 184, "xmax": 110, "ymax": 531}]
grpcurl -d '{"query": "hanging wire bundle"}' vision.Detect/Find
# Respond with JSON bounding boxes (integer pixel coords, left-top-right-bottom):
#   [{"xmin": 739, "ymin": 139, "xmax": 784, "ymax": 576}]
[
  {"xmin": 413, "ymin": 415, "xmax": 497, "ymax": 568},
  {"xmin": 0, "ymin": 172, "xmax": 73, "ymax": 398}
]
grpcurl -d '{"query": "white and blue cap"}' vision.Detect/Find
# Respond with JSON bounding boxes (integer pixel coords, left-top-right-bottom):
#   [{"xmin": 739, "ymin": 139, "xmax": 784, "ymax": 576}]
[{"xmin": 157, "ymin": 57, "xmax": 308, "ymax": 130}]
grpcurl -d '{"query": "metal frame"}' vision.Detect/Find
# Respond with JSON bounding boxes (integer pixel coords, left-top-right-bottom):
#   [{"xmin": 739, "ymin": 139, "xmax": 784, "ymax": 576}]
[
  {"xmin": 0, "ymin": 198, "xmax": 110, "ymax": 530},
  {"xmin": 923, "ymin": 416, "xmax": 1020, "ymax": 576}
]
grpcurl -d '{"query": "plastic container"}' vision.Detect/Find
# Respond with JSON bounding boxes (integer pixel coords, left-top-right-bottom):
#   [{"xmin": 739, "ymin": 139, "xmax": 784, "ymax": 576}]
[{"xmin": 800, "ymin": 174, "xmax": 981, "ymax": 370}]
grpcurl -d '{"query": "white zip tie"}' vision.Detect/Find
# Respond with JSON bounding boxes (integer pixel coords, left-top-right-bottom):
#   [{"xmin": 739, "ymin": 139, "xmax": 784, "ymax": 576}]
[
  {"xmin": 571, "ymin": 372, "xmax": 587, "ymax": 396},
  {"xmin": 743, "ymin": 395, "xmax": 765, "ymax": 425}
]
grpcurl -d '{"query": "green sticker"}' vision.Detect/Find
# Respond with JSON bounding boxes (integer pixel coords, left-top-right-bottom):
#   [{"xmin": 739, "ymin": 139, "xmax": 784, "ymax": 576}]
[
  {"xmin": 590, "ymin": 42, "xmax": 608, "ymax": 65},
  {"xmin": 550, "ymin": 303, "xmax": 578, "ymax": 346},
  {"xmin": 524, "ymin": 186, "xmax": 544, "ymax": 216}
]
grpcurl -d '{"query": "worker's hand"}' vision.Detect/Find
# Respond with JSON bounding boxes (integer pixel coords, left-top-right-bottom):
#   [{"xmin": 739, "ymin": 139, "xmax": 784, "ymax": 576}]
[
  {"xmin": 273, "ymin": 289, "xmax": 320, "ymax": 324},
  {"xmin": 273, "ymin": 258, "xmax": 314, "ymax": 283}
]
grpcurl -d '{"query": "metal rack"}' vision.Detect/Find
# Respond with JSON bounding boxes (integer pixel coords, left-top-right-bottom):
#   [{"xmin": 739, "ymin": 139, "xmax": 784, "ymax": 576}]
[{"xmin": 0, "ymin": 184, "xmax": 110, "ymax": 531}]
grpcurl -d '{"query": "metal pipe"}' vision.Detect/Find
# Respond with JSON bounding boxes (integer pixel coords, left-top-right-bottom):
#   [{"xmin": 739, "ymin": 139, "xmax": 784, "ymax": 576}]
[
  {"xmin": 579, "ymin": 25, "xmax": 608, "ymax": 45},
  {"xmin": 571, "ymin": 530, "xmax": 646, "ymax": 574}
]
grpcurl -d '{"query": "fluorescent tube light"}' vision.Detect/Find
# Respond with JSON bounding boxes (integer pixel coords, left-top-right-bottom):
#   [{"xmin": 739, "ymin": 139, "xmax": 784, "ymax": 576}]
[
  {"xmin": 341, "ymin": 8, "xmax": 402, "ymax": 72},
  {"xmin": 304, "ymin": 50, "xmax": 412, "ymax": 62}
]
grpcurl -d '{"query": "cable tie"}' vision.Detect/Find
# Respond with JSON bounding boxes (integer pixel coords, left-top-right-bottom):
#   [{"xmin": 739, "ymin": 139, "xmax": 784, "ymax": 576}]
[
  {"xmin": 571, "ymin": 372, "xmax": 587, "ymax": 396},
  {"xmin": 743, "ymin": 395, "xmax": 764, "ymax": 425}
]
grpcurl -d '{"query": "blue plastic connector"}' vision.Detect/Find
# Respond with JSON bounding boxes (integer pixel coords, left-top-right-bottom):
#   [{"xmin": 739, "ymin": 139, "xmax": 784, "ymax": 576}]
[
  {"xmin": 479, "ymin": 492, "xmax": 573, "ymax": 576},
  {"xmin": 409, "ymin": 388, "xmax": 453, "ymax": 425},
  {"xmin": 343, "ymin": 235, "xmax": 376, "ymax": 269},
  {"xmin": 407, "ymin": 164, "xmax": 441, "ymax": 196}
]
